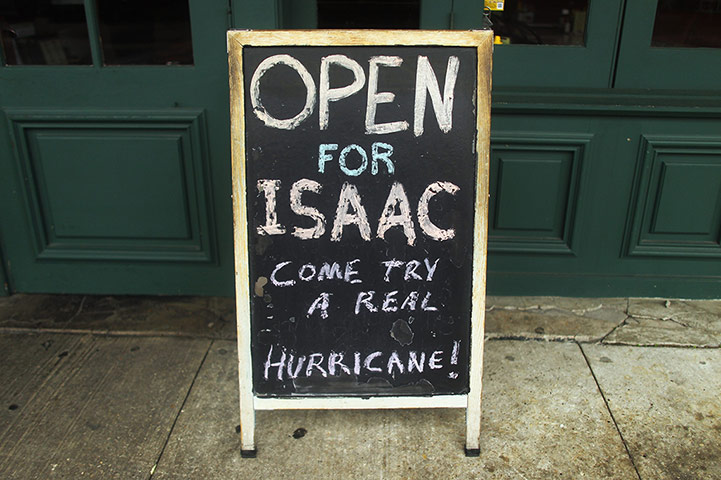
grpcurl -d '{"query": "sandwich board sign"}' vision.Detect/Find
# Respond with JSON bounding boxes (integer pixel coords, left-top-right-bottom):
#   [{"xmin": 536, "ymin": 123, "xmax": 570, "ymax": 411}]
[{"xmin": 228, "ymin": 30, "xmax": 492, "ymax": 457}]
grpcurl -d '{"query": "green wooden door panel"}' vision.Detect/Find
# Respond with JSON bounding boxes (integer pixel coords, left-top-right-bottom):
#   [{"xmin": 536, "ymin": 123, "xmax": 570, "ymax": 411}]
[
  {"xmin": 489, "ymin": 133, "xmax": 589, "ymax": 254},
  {"xmin": 624, "ymin": 135, "xmax": 721, "ymax": 258},
  {"xmin": 652, "ymin": 165, "xmax": 721, "ymax": 235},
  {"xmin": 487, "ymin": 106, "xmax": 721, "ymax": 298},
  {"xmin": 36, "ymin": 136, "xmax": 190, "ymax": 239},
  {"xmin": 0, "ymin": 0, "xmax": 249, "ymax": 295},
  {"xmin": 2, "ymin": 0, "xmax": 720, "ymax": 299},
  {"xmin": 451, "ymin": 0, "xmax": 625, "ymax": 88},
  {"xmin": 5, "ymin": 110, "xmax": 214, "ymax": 263},
  {"xmin": 496, "ymin": 157, "xmax": 566, "ymax": 230},
  {"xmin": 614, "ymin": 0, "xmax": 721, "ymax": 90}
]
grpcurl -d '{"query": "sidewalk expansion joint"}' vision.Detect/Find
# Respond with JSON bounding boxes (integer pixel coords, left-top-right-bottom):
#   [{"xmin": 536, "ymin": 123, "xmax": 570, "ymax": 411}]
[
  {"xmin": 147, "ymin": 339, "xmax": 214, "ymax": 480},
  {"xmin": 577, "ymin": 342, "xmax": 642, "ymax": 480},
  {"xmin": 0, "ymin": 326, "xmax": 227, "ymax": 341},
  {"xmin": 486, "ymin": 334, "xmax": 581, "ymax": 343}
]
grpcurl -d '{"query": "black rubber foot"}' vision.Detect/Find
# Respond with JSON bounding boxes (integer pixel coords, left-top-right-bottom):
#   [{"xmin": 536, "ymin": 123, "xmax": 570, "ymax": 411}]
[
  {"xmin": 464, "ymin": 447, "xmax": 480, "ymax": 457},
  {"xmin": 241, "ymin": 449, "xmax": 257, "ymax": 458}
]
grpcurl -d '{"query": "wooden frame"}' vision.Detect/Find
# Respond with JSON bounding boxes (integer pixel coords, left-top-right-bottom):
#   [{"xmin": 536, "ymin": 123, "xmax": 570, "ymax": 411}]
[{"xmin": 228, "ymin": 29, "xmax": 492, "ymax": 457}]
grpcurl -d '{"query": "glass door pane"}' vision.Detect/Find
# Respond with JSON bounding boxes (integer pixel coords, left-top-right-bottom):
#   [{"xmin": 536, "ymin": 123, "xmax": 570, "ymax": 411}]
[
  {"xmin": 451, "ymin": 0, "xmax": 625, "ymax": 89},
  {"xmin": 614, "ymin": 0, "xmax": 721, "ymax": 90},
  {"xmin": 489, "ymin": 0, "xmax": 589, "ymax": 46},
  {"xmin": 652, "ymin": 0, "xmax": 721, "ymax": 49},
  {"xmin": 97, "ymin": 0, "xmax": 193, "ymax": 65},
  {"xmin": 0, "ymin": 0, "xmax": 92, "ymax": 65},
  {"xmin": 317, "ymin": 0, "xmax": 419, "ymax": 28}
]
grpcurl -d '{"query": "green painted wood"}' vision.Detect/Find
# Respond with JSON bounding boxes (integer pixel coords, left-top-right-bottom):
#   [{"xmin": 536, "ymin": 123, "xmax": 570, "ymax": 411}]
[
  {"xmin": 489, "ymin": 272, "xmax": 721, "ymax": 299},
  {"xmin": 83, "ymin": 0, "xmax": 103, "ymax": 67},
  {"xmin": 1, "ymin": 0, "xmax": 720, "ymax": 299},
  {"xmin": 6, "ymin": 110, "xmax": 215, "ymax": 263},
  {"xmin": 652, "ymin": 165, "xmax": 721, "ymax": 235},
  {"xmin": 452, "ymin": 0, "xmax": 625, "ymax": 88},
  {"xmin": 0, "ymin": 0, "xmax": 236, "ymax": 295},
  {"xmin": 489, "ymin": 134, "xmax": 588, "ymax": 257},
  {"xmin": 0, "ymin": 253, "xmax": 8, "ymax": 296},
  {"xmin": 450, "ymin": 0, "xmax": 484, "ymax": 29},
  {"xmin": 496, "ymin": 157, "xmax": 566, "ymax": 231},
  {"xmin": 614, "ymin": 0, "xmax": 721, "ymax": 90},
  {"xmin": 231, "ymin": 0, "xmax": 281, "ymax": 29},
  {"xmin": 420, "ymin": 0, "xmax": 452, "ymax": 29},
  {"xmin": 623, "ymin": 135, "xmax": 721, "ymax": 259},
  {"xmin": 487, "ymin": 104, "xmax": 721, "ymax": 298},
  {"xmin": 279, "ymin": 0, "xmax": 317, "ymax": 29}
]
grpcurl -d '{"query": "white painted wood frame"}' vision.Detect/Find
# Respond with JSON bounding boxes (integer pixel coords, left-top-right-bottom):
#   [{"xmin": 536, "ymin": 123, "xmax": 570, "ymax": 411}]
[{"xmin": 228, "ymin": 29, "xmax": 492, "ymax": 456}]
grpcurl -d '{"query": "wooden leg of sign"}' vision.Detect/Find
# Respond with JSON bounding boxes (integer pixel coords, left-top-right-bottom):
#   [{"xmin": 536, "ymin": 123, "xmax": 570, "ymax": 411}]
[
  {"xmin": 466, "ymin": 35, "xmax": 491, "ymax": 457},
  {"xmin": 465, "ymin": 234, "xmax": 487, "ymax": 456},
  {"xmin": 464, "ymin": 365, "xmax": 483, "ymax": 457},
  {"xmin": 237, "ymin": 337, "xmax": 257, "ymax": 457},
  {"xmin": 465, "ymin": 264, "xmax": 486, "ymax": 456},
  {"xmin": 230, "ymin": 36, "xmax": 257, "ymax": 459},
  {"xmin": 464, "ymin": 334, "xmax": 484, "ymax": 456},
  {"xmin": 236, "ymin": 296, "xmax": 256, "ymax": 457},
  {"xmin": 239, "ymin": 403, "xmax": 256, "ymax": 458},
  {"xmin": 236, "ymin": 276, "xmax": 256, "ymax": 457}
]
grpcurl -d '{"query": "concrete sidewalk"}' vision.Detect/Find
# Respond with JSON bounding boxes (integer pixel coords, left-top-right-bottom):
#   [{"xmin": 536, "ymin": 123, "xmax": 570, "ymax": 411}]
[{"xmin": 0, "ymin": 295, "xmax": 719, "ymax": 479}]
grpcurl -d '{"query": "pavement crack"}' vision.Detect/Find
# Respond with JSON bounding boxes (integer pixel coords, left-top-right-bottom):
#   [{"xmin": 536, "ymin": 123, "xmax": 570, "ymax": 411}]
[
  {"xmin": 66, "ymin": 295, "xmax": 87, "ymax": 324},
  {"xmin": 488, "ymin": 302, "xmax": 606, "ymax": 317},
  {"xmin": 577, "ymin": 342, "xmax": 642, "ymax": 480},
  {"xmin": 486, "ymin": 304, "xmax": 555, "ymax": 312},
  {"xmin": 627, "ymin": 313, "xmax": 690, "ymax": 328},
  {"xmin": 598, "ymin": 316, "xmax": 631, "ymax": 344},
  {"xmin": 664, "ymin": 317, "xmax": 690, "ymax": 328},
  {"xmin": 148, "ymin": 339, "xmax": 214, "ymax": 480},
  {"xmin": 570, "ymin": 303, "xmax": 604, "ymax": 315}
]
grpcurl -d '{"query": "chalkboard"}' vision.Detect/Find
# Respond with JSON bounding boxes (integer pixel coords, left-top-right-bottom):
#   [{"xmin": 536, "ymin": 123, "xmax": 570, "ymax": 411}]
[{"xmin": 229, "ymin": 30, "xmax": 492, "ymax": 454}]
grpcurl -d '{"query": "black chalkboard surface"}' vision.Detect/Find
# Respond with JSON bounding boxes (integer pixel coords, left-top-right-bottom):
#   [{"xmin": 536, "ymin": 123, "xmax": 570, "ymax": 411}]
[
  {"xmin": 244, "ymin": 45, "xmax": 476, "ymax": 397},
  {"xmin": 229, "ymin": 29, "xmax": 492, "ymax": 456}
]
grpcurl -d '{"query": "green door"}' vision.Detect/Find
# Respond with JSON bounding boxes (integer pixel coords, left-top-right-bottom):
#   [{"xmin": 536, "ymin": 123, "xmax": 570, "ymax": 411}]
[
  {"xmin": 0, "ymin": 0, "xmax": 238, "ymax": 295},
  {"xmin": 3, "ymin": 0, "xmax": 720, "ymax": 298},
  {"xmin": 449, "ymin": 0, "xmax": 721, "ymax": 298}
]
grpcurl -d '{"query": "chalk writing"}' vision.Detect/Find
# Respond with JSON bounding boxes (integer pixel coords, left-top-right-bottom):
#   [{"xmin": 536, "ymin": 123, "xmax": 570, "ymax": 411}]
[
  {"xmin": 256, "ymin": 180, "xmax": 460, "ymax": 244},
  {"xmin": 243, "ymin": 45, "xmax": 477, "ymax": 396},
  {"xmin": 263, "ymin": 343, "xmax": 461, "ymax": 380},
  {"xmin": 249, "ymin": 53, "xmax": 461, "ymax": 136}
]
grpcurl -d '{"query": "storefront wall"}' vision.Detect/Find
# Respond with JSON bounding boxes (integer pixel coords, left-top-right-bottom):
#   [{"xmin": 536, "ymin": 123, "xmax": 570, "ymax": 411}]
[{"xmin": 0, "ymin": 0, "xmax": 720, "ymax": 298}]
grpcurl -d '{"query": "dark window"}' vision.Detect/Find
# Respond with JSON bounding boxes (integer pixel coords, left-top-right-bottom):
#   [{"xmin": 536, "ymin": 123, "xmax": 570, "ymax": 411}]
[
  {"xmin": 0, "ymin": 0, "xmax": 92, "ymax": 65},
  {"xmin": 652, "ymin": 0, "xmax": 721, "ymax": 48},
  {"xmin": 489, "ymin": 0, "xmax": 589, "ymax": 45},
  {"xmin": 97, "ymin": 0, "xmax": 193, "ymax": 65},
  {"xmin": 317, "ymin": 0, "xmax": 420, "ymax": 29}
]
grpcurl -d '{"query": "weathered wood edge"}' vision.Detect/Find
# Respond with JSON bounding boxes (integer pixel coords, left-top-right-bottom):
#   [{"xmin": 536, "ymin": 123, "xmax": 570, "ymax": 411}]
[
  {"xmin": 227, "ymin": 29, "xmax": 492, "ymax": 47},
  {"xmin": 255, "ymin": 394, "xmax": 468, "ymax": 410},
  {"xmin": 466, "ymin": 33, "xmax": 493, "ymax": 454},
  {"xmin": 228, "ymin": 32, "xmax": 256, "ymax": 453},
  {"xmin": 228, "ymin": 31, "xmax": 492, "ymax": 437}
]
